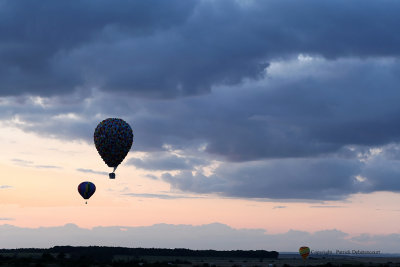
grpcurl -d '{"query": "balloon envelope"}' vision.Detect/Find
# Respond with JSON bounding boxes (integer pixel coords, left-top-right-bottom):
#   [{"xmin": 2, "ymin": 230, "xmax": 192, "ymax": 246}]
[
  {"xmin": 78, "ymin": 181, "xmax": 96, "ymax": 200},
  {"xmin": 299, "ymin": 246, "xmax": 310, "ymax": 260},
  {"xmin": 94, "ymin": 118, "xmax": 133, "ymax": 168}
]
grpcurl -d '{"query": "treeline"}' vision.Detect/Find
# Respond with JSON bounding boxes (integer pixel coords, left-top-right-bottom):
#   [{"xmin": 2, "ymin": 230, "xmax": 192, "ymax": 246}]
[
  {"xmin": 0, "ymin": 246, "xmax": 279, "ymax": 261},
  {"xmin": 54, "ymin": 246, "xmax": 279, "ymax": 258}
]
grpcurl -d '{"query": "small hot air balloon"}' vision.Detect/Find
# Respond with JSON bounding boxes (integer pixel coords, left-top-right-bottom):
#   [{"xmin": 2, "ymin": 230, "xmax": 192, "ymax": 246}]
[
  {"xmin": 94, "ymin": 118, "xmax": 133, "ymax": 179},
  {"xmin": 299, "ymin": 246, "xmax": 310, "ymax": 260},
  {"xmin": 78, "ymin": 181, "xmax": 96, "ymax": 204}
]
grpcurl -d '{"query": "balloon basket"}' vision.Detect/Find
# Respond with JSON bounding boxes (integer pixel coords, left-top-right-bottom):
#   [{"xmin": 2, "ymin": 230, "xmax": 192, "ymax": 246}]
[{"xmin": 109, "ymin": 173, "xmax": 115, "ymax": 179}]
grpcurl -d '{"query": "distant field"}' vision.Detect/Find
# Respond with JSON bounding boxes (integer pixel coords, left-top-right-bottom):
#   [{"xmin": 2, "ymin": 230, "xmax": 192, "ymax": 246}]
[
  {"xmin": 113, "ymin": 255, "xmax": 400, "ymax": 267},
  {"xmin": 275, "ymin": 256, "xmax": 400, "ymax": 267},
  {"xmin": 2, "ymin": 250, "xmax": 400, "ymax": 266}
]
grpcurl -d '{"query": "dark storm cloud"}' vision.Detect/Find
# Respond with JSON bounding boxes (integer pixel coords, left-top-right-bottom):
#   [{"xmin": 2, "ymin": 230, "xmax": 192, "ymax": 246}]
[
  {"xmin": 4, "ymin": 57, "xmax": 400, "ymax": 200},
  {"xmin": 161, "ymin": 144, "xmax": 400, "ymax": 200},
  {"xmin": 2, "ymin": 1, "xmax": 400, "ymax": 202},
  {"xmin": 1, "ymin": 0, "xmax": 400, "ymax": 97},
  {"xmin": 162, "ymin": 158, "xmax": 364, "ymax": 200},
  {"xmin": 0, "ymin": 94, "xmax": 104, "ymax": 142},
  {"xmin": 376, "ymin": 144, "xmax": 400, "ymax": 160},
  {"xmin": 1, "ymin": 1, "xmax": 400, "ymax": 160},
  {"xmin": 0, "ymin": 0, "xmax": 197, "ymax": 96},
  {"xmin": 201, "ymin": 59, "xmax": 400, "ymax": 161},
  {"xmin": 117, "ymin": 58, "xmax": 400, "ymax": 161},
  {"xmin": 3, "ymin": 58, "xmax": 400, "ymax": 200},
  {"xmin": 360, "ymin": 154, "xmax": 400, "ymax": 193}
]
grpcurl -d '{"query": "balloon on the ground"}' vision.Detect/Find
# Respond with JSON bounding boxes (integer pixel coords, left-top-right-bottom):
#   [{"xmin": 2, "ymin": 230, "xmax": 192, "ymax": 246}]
[
  {"xmin": 78, "ymin": 181, "xmax": 96, "ymax": 204},
  {"xmin": 94, "ymin": 118, "xmax": 133, "ymax": 178},
  {"xmin": 299, "ymin": 246, "xmax": 310, "ymax": 260}
]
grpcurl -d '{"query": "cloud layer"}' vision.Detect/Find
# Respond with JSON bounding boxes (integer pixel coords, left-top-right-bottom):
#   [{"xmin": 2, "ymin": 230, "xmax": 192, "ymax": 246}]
[
  {"xmin": 1, "ymin": 0, "xmax": 400, "ymax": 97},
  {"xmin": 1, "ymin": 0, "xmax": 400, "ymax": 201},
  {"xmin": 0, "ymin": 223, "xmax": 398, "ymax": 253}
]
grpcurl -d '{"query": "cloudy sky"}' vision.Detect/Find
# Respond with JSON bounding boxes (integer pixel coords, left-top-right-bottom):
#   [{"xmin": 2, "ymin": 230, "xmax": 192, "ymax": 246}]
[{"xmin": 1, "ymin": 0, "xmax": 400, "ymax": 252}]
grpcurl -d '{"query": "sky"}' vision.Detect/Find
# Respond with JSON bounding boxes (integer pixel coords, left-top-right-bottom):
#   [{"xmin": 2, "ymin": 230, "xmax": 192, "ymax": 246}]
[{"xmin": 1, "ymin": 0, "xmax": 400, "ymax": 252}]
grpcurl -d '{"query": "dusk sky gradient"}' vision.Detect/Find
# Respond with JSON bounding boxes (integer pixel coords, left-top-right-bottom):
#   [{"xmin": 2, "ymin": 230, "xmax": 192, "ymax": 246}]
[{"xmin": 1, "ymin": 0, "xmax": 400, "ymax": 252}]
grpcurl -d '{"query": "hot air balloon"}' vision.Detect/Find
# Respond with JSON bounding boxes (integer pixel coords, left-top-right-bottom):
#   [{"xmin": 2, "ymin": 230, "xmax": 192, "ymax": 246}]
[
  {"xmin": 299, "ymin": 246, "xmax": 310, "ymax": 260},
  {"xmin": 94, "ymin": 118, "xmax": 133, "ymax": 179},
  {"xmin": 78, "ymin": 181, "xmax": 96, "ymax": 204}
]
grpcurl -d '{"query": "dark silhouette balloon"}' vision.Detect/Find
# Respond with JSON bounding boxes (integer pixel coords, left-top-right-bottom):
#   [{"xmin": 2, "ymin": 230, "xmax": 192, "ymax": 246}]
[
  {"xmin": 78, "ymin": 181, "xmax": 96, "ymax": 204},
  {"xmin": 94, "ymin": 118, "xmax": 133, "ymax": 179}
]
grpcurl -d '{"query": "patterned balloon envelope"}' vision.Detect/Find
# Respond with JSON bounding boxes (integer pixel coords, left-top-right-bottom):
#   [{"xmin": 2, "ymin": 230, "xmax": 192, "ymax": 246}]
[
  {"xmin": 78, "ymin": 181, "xmax": 96, "ymax": 204},
  {"xmin": 94, "ymin": 118, "xmax": 133, "ymax": 178},
  {"xmin": 299, "ymin": 246, "xmax": 310, "ymax": 260}
]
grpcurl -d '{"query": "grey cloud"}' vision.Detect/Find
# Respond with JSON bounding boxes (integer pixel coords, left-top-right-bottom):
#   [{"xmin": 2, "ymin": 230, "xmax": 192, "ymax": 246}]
[
  {"xmin": 123, "ymin": 193, "xmax": 202, "ymax": 200},
  {"xmin": 163, "ymin": 158, "xmax": 363, "ymax": 200},
  {"xmin": 0, "ymin": 95, "xmax": 104, "ymax": 145},
  {"xmin": 0, "ymin": 185, "xmax": 12, "ymax": 189},
  {"xmin": 11, "ymin": 158, "xmax": 33, "ymax": 166},
  {"xmin": 0, "ymin": 218, "xmax": 14, "ymax": 221},
  {"xmin": 374, "ymin": 144, "xmax": 400, "ymax": 161},
  {"xmin": 111, "ymin": 58, "xmax": 400, "ymax": 161},
  {"xmin": 380, "ymin": 209, "xmax": 400, "ymax": 212},
  {"xmin": 202, "ymin": 59, "xmax": 400, "ymax": 161},
  {"xmin": 0, "ymin": 223, "xmax": 397, "ymax": 252},
  {"xmin": 77, "ymin": 168, "xmax": 108, "ymax": 176},
  {"xmin": 4, "ymin": 52, "xmax": 400, "ymax": 163},
  {"xmin": 36, "ymin": 165, "xmax": 61, "ymax": 169},
  {"xmin": 360, "ymin": 155, "xmax": 400, "ymax": 193},
  {"xmin": 0, "ymin": 0, "xmax": 197, "ymax": 97},
  {"xmin": 11, "ymin": 158, "xmax": 61, "ymax": 170},
  {"xmin": 273, "ymin": 206, "xmax": 287, "ymax": 209},
  {"xmin": 2, "ymin": 0, "xmax": 400, "ymax": 202},
  {"xmin": 127, "ymin": 153, "xmax": 206, "ymax": 171},
  {"xmin": 144, "ymin": 174, "xmax": 159, "ymax": 180},
  {"xmin": 1, "ymin": 0, "xmax": 400, "ymax": 97},
  {"xmin": 310, "ymin": 206, "xmax": 345, "ymax": 209},
  {"xmin": 160, "ymin": 143, "xmax": 400, "ymax": 200},
  {"xmin": 4, "ymin": 58, "xmax": 400, "ymax": 201},
  {"xmin": 350, "ymin": 233, "xmax": 400, "ymax": 250}
]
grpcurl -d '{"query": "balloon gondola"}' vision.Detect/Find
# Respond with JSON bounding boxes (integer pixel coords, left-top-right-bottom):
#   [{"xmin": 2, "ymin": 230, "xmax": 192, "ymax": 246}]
[{"xmin": 94, "ymin": 118, "xmax": 133, "ymax": 179}]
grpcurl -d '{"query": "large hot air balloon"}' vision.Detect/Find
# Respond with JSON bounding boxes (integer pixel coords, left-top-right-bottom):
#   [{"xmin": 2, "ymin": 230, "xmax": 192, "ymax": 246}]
[
  {"xmin": 78, "ymin": 181, "xmax": 96, "ymax": 204},
  {"xmin": 299, "ymin": 246, "xmax": 310, "ymax": 260},
  {"xmin": 94, "ymin": 118, "xmax": 133, "ymax": 179}
]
